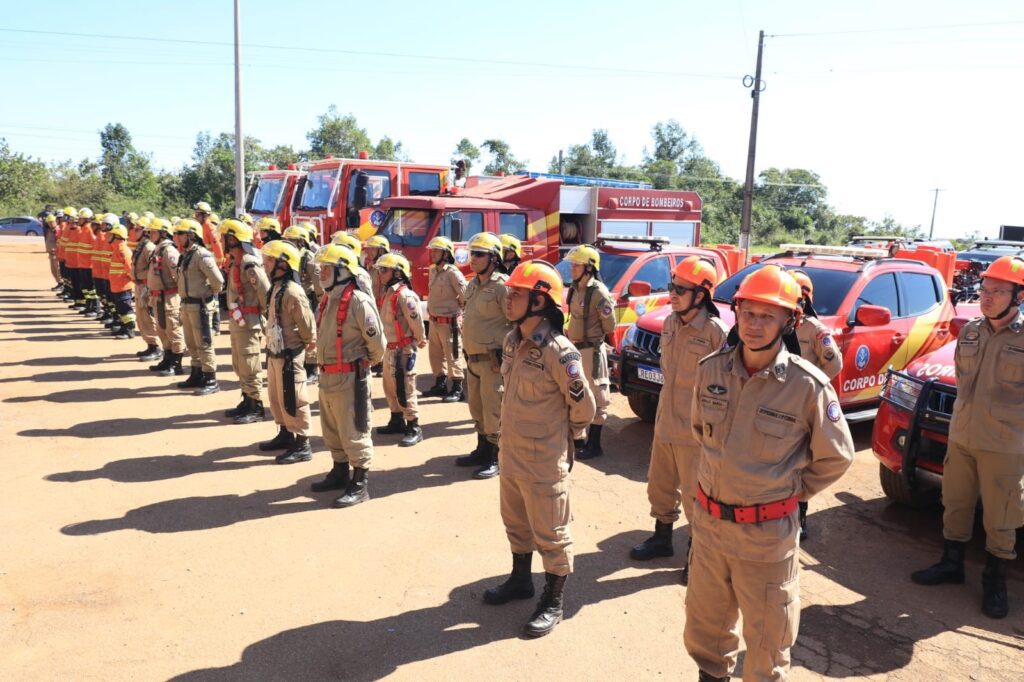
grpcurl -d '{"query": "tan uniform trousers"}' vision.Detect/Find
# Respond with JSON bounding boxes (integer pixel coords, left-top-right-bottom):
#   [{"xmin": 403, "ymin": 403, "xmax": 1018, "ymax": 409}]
[
  {"xmin": 500, "ymin": 474, "xmax": 573, "ymax": 576},
  {"xmin": 134, "ymin": 288, "xmax": 159, "ymax": 346},
  {"xmin": 466, "ymin": 355, "xmax": 503, "ymax": 445},
  {"xmin": 684, "ymin": 530, "xmax": 801, "ymax": 681},
  {"xmin": 383, "ymin": 345, "xmax": 418, "ymax": 421},
  {"xmin": 428, "ymin": 320, "xmax": 464, "ymax": 380},
  {"xmin": 942, "ymin": 440, "xmax": 1024, "ymax": 560},
  {"xmin": 181, "ymin": 302, "xmax": 218, "ymax": 372},
  {"xmin": 230, "ymin": 324, "xmax": 263, "ymax": 400},
  {"xmin": 647, "ymin": 440, "xmax": 701, "ymax": 525},
  {"xmin": 155, "ymin": 292, "xmax": 185, "ymax": 354},
  {"xmin": 319, "ymin": 371, "xmax": 374, "ymax": 469},
  {"xmin": 48, "ymin": 250, "xmax": 60, "ymax": 284},
  {"xmin": 582, "ymin": 345, "xmax": 610, "ymax": 426},
  {"xmin": 267, "ymin": 354, "xmax": 311, "ymax": 437}
]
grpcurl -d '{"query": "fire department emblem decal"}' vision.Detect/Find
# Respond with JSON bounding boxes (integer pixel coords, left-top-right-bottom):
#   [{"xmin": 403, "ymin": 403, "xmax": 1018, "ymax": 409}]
[
  {"xmin": 855, "ymin": 345, "xmax": 870, "ymax": 371},
  {"xmin": 455, "ymin": 248, "xmax": 469, "ymax": 265},
  {"xmin": 826, "ymin": 401, "xmax": 841, "ymax": 422},
  {"xmin": 635, "ymin": 302, "xmax": 647, "ymax": 316},
  {"xmin": 370, "ymin": 210, "xmax": 386, "ymax": 227},
  {"xmin": 566, "ymin": 362, "xmax": 582, "ymax": 379}
]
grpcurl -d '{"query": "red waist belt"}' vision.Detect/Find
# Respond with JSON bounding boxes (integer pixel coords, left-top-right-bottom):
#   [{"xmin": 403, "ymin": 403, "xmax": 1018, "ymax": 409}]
[
  {"xmin": 321, "ymin": 358, "xmax": 369, "ymax": 374},
  {"xmin": 387, "ymin": 338, "xmax": 414, "ymax": 350},
  {"xmin": 156, "ymin": 288, "xmax": 178, "ymax": 295},
  {"xmin": 430, "ymin": 314, "xmax": 457, "ymax": 324},
  {"xmin": 697, "ymin": 484, "xmax": 798, "ymax": 524}
]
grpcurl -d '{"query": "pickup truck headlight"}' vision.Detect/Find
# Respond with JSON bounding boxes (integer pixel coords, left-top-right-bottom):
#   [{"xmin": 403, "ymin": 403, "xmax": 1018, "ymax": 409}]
[
  {"xmin": 621, "ymin": 323, "xmax": 638, "ymax": 351},
  {"xmin": 881, "ymin": 371, "xmax": 922, "ymax": 411}
]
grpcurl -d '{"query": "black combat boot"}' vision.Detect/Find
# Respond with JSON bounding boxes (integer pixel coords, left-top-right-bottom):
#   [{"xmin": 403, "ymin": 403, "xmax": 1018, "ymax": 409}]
[
  {"xmin": 576, "ymin": 424, "xmax": 604, "ymax": 460},
  {"xmin": 304, "ymin": 363, "xmax": 319, "ymax": 385},
  {"xmin": 523, "ymin": 573, "xmax": 567, "ymax": 638},
  {"xmin": 259, "ymin": 425, "xmax": 295, "ymax": 451},
  {"xmin": 474, "ymin": 441, "xmax": 499, "ymax": 479},
  {"xmin": 376, "ymin": 412, "xmax": 405, "ymax": 435},
  {"xmin": 149, "ymin": 350, "xmax": 171, "ymax": 372},
  {"xmin": 630, "ymin": 520, "xmax": 675, "ymax": 561},
  {"xmin": 276, "ymin": 435, "xmax": 312, "ymax": 464},
  {"xmin": 911, "ymin": 540, "xmax": 966, "ymax": 585},
  {"xmin": 177, "ymin": 365, "xmax": 203, "ymax": 389},
  {"xmin": 224, "ymin": 394, "xmax": 248, "ymax": 419},
  {"xmin": 442, "ymin": 378, "xmax": 464, "ymax": 403},
  {"xmin": 483, "ymin": 552, "xmax": 535, "ymax": 605},
  {"xmin": 334, "ymin": 467, "xmax": 368, "ymax": 507},
  {"xmin": 234, "ymin": 399, "xmax": 266, "ymax": 425},
  {"xmin": 981, "ymin": 553, "xmax": 1009, "ymax": 619},
  {"xmin": 455, "ymin": 434, "xmax": 488, "ymax": 467},
  {"xmin": 399, "ymin": 419, "xmax": 423, "ymax": 447},
  {"xmin": 422, "ymin": 375, "xmax": 448, "ymax": 398},
  {"xmin": 138, "ymin": 344, "xmax": 161, "ymax": 361},
  {"xmin": 193, "ymin": 372, "xmax": 219, "ymax": 396},
  {"xmin": 799, "ymin": 501, "xmax": 809, "ymax": 541},
  {"xmin": 311, "ymin": 461, "xmax": 350, "ymax": 492},
  {"xmin": 169, "ymin": 352, "xmax": 185, "ymax": 376}
]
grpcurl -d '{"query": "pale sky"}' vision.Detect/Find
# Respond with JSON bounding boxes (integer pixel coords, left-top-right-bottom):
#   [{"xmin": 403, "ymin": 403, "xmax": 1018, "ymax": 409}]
[{"xmin": 2, "ymin": 0, "xmax": 1021, "ymax": 239}]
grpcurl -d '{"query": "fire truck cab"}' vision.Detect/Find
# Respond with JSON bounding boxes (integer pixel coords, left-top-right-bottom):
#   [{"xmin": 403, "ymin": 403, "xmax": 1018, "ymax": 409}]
[{"xmin": 244, "ymin": 165, "xmax": 308, "ymax": 230}]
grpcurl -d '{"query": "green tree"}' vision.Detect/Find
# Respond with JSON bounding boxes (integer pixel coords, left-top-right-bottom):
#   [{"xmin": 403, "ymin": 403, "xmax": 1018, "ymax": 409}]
[
  {"xmin": 306, "ymin": 106, "xmax": 372, "ymax": 159},
  {"xmin": 452, "ymin": 138, "xmax": 480, "ymax": 173},
  {"xmin": 481, "ymin": 139, "xmax": 525, "ymax": 175},
  {"xmin": 0, "ymin": 139, "xmax": 47, "ymax": 213},
  {"xmin": 179, "ymin": 132, "xmax": 267, "ymax": 214},
  {"xmin": 373, "ymin": 136, "xmax": 406, "ymax": 161},
  {"xmin": 646, "ymin": 119, "xmax": 701, "ymax": 167}
]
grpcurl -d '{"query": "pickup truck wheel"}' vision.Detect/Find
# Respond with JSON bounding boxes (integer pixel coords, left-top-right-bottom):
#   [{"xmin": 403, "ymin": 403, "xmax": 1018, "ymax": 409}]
[
  {"xmin": 627, "ymin": 392, "xmax": 658, "ymax": 423},
  {"xmin": 878, "ymin": 463, "xmax": 937, "ymax": 508}
]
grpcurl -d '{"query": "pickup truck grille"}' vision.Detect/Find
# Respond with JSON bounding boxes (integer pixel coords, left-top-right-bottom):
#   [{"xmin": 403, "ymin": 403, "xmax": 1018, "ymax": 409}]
[{"xmin": 633, "ymin": 328, "xmax": 661, "ymax": 356}]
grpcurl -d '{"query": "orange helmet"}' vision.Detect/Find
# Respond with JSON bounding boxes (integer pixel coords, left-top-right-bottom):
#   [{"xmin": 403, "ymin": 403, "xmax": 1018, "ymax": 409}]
[
  {"xmin": 673, "ymin": 256, "xmax": 719, "ymax": 293},
  {"xmin": 981, "ymin": 255, "xmax": 1024, "ymax": 287},
  {"xmin": 733, "ymin": 264, "xmax": 801, "ymax": 312},
  {"xmin": 790, "ymin": 269, "xmax": 813, "ymax": 301},
  {"xmin": 506, "ymin": 259, "xmax": 564, "ymax": 306}
]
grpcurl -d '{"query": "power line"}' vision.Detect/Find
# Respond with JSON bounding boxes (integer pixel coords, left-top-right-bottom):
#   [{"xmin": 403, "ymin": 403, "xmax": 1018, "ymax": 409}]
[{"xmin": 768, "ymin": 19, "xmax": 1024, "ymax": 38}]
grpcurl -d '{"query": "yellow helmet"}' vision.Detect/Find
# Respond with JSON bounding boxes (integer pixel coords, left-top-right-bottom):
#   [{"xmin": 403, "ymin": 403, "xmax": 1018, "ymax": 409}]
[
  {"xmin": 209, "ymin": 212, "xmax": 221, "ymax": 225},
  {"xmin": 109, "ymin": 225, "xmax": 128, "ymax": 240},
  {"xmin": 256, "ymin": 217, "xmax": 282, "ymax": 235},
  {"xmin": 331, "ymin": 231, "xmax": 362, "ymax": 257},
  {"xmin": 193, "ymin": 201, "xmax": 212, "ymax": 213},
  {"xmin": 283, "ymin": 225, "xmax": 309, "ymax": 243},
  {"xmin": 127, "ymin": 212, "xmax": 140, "ymax": 222},
  {"xmin": 91, "ymin": 212, "xmax": 106, "ymax": 224},
  {"xmin": 102, "ymin": 214, "xmax": 121, "ymax": 228},
  {"xmin": 219, "ymin": 218, "xmax": 254, "ymax": 243},
  {"xmin": 428, "ymin": 235, "xmax": 455, "ymax": 258},
  {"xmin": 79, "ymin": 207, "xmax": 94, "ymax": 220},
  {"xmin": 170, "ymin": 216, "xmax": 182, "ymax": 225},
  {"xmin": 314, "ymin": 243, "xmax": 359, "ymax": 271},
  {"xmin": 261, "ymin": 240, "xmax": 300, "ymax": 271},
  {"xmin": 375, "ymin": 252, "xmax": 412, "ymax": 279},
  {"xmin": 143, "ymin": 210, "xmax": 156, "ymax": 220},
  {"xmin": 499, "ymin": 234, "xmax": 522, "ymax": 258},
  {"xmin": 174, "ymin": 218, "xmax": 203, "ymax": 236},
  {"xmin": 62, "ymin": 206, "xmax": 79, "ymax": 219},
  {"xmin": 363, "ymin": 234, "xmax": 390, "ymax": 253},
  {"xmin": 300, "ymin": 221, "xmax": 318, "ymax": 241},
  {"xmin": 565, "ymin": 244, "xmax": 600, "ymax": 271},
  {"xmin": 467, "ymin": 232, "xmax": 502, "ymax": 257},
  {"xmin": 136, "ymin": 216, "xmax": 153, "ymax": 229},
  {"xmin": 147, "ymin": 218, "xmax": 172, "ymax": 235},
  {"xmin": 238, "ymin": 212, "xmax": 254, "ymax": 226},
  {"xmin": 45, "ymin": 214, "xmax": 57, "ymax": 225}
]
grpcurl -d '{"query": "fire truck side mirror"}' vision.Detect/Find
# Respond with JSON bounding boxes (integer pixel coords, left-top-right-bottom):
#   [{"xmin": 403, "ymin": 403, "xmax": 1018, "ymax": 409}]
[
  {"xmin": 450, "ymin": 218, "xmax": 463, "ymax": 241},
  {"xmin": 855, "ymin": 304, "xmax": 891, "ymax": 327},
  {"xmin": 627, "ymin": 280, "xmax": 652, "ymax": 298}
]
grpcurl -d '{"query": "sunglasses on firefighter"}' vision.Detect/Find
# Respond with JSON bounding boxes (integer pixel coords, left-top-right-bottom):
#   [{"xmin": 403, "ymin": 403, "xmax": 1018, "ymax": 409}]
[
  {"xmin": 669, "ymin": 283, "xmax": 697, "ymax": 296},
  {"xmin": 469, "ymin": 251, "xmax": 490, "ymax": 258}
]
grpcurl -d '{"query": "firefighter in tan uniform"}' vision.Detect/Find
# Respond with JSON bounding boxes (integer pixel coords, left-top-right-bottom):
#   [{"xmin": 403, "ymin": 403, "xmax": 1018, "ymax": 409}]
[
  {"xmin": 375, "ymin": 253, "xmax": 427, "ymax": 447},
  {"xmin": 146, "ymin": 219, "xmax": 187, "ymax": 377},
  {"xmin": 563, "ymin": 245, "xmax": 615, "ymax": 459},
  {"xmin": 684, "ymin": 265, "xmax": 854, "ymax": 682},
  {"xmin": 423, "ymin": 236, "xmax": 468, "ymax": 402},
  {"xmin": 456, "ymin": 232, "xmax": 513, "ymax": 479},
  {"xmin": 130, "ymin": 217, "xmax": 161, "ymax": 361},
  {"xmin": 630, "ymin": 257, "xmax": 728, "ymax": 585},
  {"xmin": 361, "ymin": 234, "xmax": 390, "ymax": 377},
  {"xmin": 258, "ymin": 240, "xmax": 317, "ymax": 464},
  {"xmin": 172, "ymin": 219, "xmax": 225, "ymax": 396},
  {"xmin": 500, "ymin": 234, "xmax": 523, "ymax": 274},
  {"xmin": 220, "ymin": 219, "xmax": 271, "ymax": 425},
  {"xmin": 912, "ymin": 255, "xmax": 1024, "ymax": 620},
  {"xmin": 285, "ymin": 224, "xmax": 323, "ymax": 385},
  {"xmin": 309, "ymin": 245, "xmax": 386, "ymax": 508},
  {"xmin": 484, "ymin": 260, "xmax": 596, "ymax": 638}
]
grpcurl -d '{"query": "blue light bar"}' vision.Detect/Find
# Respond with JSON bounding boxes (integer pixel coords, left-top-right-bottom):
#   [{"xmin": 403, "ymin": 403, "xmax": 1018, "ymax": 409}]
[{"xmin": 514, "ymin": 171, "xmax": 652, "ymax": 190}]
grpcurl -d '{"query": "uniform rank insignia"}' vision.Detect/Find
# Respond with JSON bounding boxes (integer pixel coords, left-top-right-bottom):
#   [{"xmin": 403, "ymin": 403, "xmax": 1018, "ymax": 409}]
[{"xmin": 568, "ymin": 379, "xmax": 586, "ymax": 402}]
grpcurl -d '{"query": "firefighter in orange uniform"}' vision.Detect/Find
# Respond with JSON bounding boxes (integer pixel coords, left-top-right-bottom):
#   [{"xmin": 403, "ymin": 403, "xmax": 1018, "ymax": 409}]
[
  {"xmin": 106, "ymin": 219, "xmax": 137, "ymax": 339},
  {"xmin": 684, "ymin": 265, "xmax": 854, "ymax": 681},
  {"xmin": 423, "ymin": 236, "xmax": 468, "ymax": 402},
  {"xmin": 790, "ymin": 269, "xmax": 843, "ymax": 541},
  {"xmin": 630, "ymin": 257, "xmax": 728, "ymax": 585},
  {"xmin": 484, "ymin": 260, "xmax": 595, "ymax": 638},
  {"xmin": 90, "ymin": 213, "xmax": 114, "ymax": 328},
  {"xmin": 911, "ymin": 255, "xmax": 1024, "ymax": 619},
  {"xmin": 76, "ymin": 208, "xmax": 98, "ymax": 316},
  {"xmin": 61, "ymin": 207, "xmax": 85, "ymax": 309},
  {"xmin": 193, "ymin": 201, "xmax": 225, "ymax": 267}
]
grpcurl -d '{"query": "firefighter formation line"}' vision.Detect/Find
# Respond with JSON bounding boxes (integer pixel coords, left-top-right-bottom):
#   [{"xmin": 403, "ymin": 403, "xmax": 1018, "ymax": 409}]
[{"xmin": 36, "ymin": 204, "xmax": 1023, "ymax": 680}]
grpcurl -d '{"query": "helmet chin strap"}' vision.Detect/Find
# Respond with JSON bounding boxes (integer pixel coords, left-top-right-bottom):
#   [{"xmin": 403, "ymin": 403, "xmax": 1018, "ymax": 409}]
[{"xmin": 325, "ymin": 266, "xmax": 353, "ymax": 291}]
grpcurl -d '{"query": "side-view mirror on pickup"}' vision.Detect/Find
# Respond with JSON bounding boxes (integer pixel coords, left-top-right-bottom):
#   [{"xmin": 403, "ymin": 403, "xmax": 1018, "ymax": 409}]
[
  {"xmin": 626, "ymin": 280, "xmax": 652, "ymax": 298},
  {"xmin": 855, "ymin": 304, "xmax": 892, "ymax": 327}
]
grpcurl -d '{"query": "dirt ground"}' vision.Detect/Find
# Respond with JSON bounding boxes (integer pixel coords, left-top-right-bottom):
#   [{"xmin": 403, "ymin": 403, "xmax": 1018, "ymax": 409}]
[{"xmin": 1, "ymin": 237, "xmax": 1022, "ymax": 681}]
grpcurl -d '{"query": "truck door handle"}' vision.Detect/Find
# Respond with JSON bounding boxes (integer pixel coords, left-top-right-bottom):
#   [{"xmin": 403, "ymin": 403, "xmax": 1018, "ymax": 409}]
[{"xmin": 891, "ymin": 333, "xmax": 906, "ymax": 346}]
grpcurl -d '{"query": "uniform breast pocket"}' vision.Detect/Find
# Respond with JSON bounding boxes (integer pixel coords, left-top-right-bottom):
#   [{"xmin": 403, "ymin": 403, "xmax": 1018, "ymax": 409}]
[
  {"xmin": 998, "ymin": 347, "xmax": 1024, "ymax": 384},
  {"xmin": 698, "ymin": 398, "xmax": 728, "ymax": 445},
  {"xmin": 517, "ymin": 368, "xmax": 549, "ymax": 403},
  {"xmin": 753, "ymin": 414, "xmax": 797, "ymax": 465}
]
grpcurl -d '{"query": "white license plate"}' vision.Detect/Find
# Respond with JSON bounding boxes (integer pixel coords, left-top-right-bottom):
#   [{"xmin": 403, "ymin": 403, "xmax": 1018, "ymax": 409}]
[{"xmin": 636, "ymin": 364, "xmax": 664, "ymax": 385}]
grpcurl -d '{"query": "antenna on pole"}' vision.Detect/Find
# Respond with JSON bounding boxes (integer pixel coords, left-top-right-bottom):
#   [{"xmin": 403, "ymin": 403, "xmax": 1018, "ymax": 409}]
[
  {"xmin": 739, "ymin": 30, "xmax": 766, "ymax": 263},
  {"xmin": 928, "ymin": 188, "xmax": 943, "ymax": 239},
  {"xmin": 233, "ymin": 0, "xmax": 245, "ymax": 216}
]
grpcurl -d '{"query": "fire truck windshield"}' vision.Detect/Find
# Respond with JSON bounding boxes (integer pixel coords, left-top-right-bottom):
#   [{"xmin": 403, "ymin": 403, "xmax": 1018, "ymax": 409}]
[
  {"xmin": 248, "ymin": 177, "xmax": 285, "ymax": 214},
  {"xmin": 555, "ymin": 252, "xmax": 635, "ymax": 289},
  {"xmin": 298, "ymin": 168, "xmax": 338, "ymax": 210},
  {"xmin": 379, "ymin": 208, "xmax": 435, "ymax": 247},
  {"xmin": 714, "ymin": 263, "xmax": 859, "ymax": 316}
]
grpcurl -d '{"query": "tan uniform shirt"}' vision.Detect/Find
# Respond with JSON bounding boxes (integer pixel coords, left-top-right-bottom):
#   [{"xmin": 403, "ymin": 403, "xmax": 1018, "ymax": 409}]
[
  {"xmin": 500, "ymin": 320, "xmax": 596, "ymax": 481},
  {"xmin": 354, "ymin": 266, "xmax": 376, "ymax": 302},
  {"xmin": 176, "ymin": 244, "xmax": 224, "ymax": 299},
  {"xmin": 226, "ymin": 252, "xmax": 270, "ymax": 329},
  {"xmin": 796, "ymin": 315, "xmax": 842, "ymax": 380},
  {"xmin": 567, "ymin": 278, "xmax": 615, "ymax": 343},
  {"xmin": 654, "ymin": 309, "xmax": 729, "ymax": 445},
  {"xmin": 299, "ymin": 248, "xmax": 324, "ymax": 296},
  {"xmin": 131, "ymin": 239, "xmax": 155, "ymax": 284},
  {"xmin": 691, "ymin": 346, "xmax": 855, "ymax": 561},
  {"xmin": 147, "ymin": 240, "xmax": 180, "ymax": 292},
  {"xmin": 381, "ymin": 284, "xmax": 426, "ymax": 346},
  {"xmin": 316, "ymin": 286, "xmax": 386, "ymax": 366},
  {"xmin": 427, "ymin": 263, "xmax": 467, "ymax": 316},
  {"xmin": 268, "ymin": 280, "xmax": 316, "ymax": 352},
  {"xmin": 463, "ymin": 271, "xmax": 511, "ymax": 354},
  {"xmin": 949, "ymin": 311, "xmax": 1024, "ymax": 454}
]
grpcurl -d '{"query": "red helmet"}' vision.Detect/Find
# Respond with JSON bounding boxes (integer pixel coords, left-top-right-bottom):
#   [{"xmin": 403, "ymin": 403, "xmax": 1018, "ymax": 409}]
[
  {"xmin": 734, "ymin": 265, "xmax": 801, "ymax": 312},
  {"xmin": 790, "ymin": 269, "xmax": 813, "ymax": 301},
  {"xmin": 981, "ymin": 255, "xmax": 1024, "ymax": 287},
  {"xmin": 673, "ymin": 256, "xmax": 720, "ymax": 293}
]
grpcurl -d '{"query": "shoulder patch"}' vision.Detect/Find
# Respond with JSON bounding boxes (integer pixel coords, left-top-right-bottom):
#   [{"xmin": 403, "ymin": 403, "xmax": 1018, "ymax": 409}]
[
  {"xmin": 568, "ymin": 379, "xmax": 586, "ymax": 402},
  {"xmin": 528, "ymin": 347, "xmax": 542, "ymax": 361},
  {"xmin": 559, "ymin": 351, "xmax": 582, "ymax": 364},
  {"xmin": 826, "ymin": 401, "xmax": 842, "ymax": 422},
  {"xmin": 565, "ymin": 360, "xmax": 583, "ymax": 379}
]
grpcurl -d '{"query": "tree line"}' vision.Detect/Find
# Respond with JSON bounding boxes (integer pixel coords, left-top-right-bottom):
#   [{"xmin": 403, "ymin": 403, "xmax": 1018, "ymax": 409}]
[{"xmin": 0, "ymin": 107, "xmax": 923, "ymax": 246}]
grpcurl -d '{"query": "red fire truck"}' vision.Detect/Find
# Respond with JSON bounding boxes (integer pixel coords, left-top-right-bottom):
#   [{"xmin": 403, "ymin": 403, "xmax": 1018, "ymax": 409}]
[
  {"xmin": 244, "ymin": 164, "xmax": 307, "ymax": 229},
  {"xmin": 291, "ymin": 153, "xmax": 450, "ymax": 244},
  {"xmin": 376, "ymin": 172, "xmax": 704, "ymax": 300}
]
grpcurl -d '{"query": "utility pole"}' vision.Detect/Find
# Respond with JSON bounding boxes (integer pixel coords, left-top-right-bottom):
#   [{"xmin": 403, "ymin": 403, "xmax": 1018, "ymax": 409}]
[
  {"xmin": 233, "ymin": 0, "xmax": 245, "ymax": 215},
  {"xmin": 739, "ymin": 30, "xmax": 766, "ymax": 262},
  {"xmin": 558, "ymin": 149, "xmax": 564, "ymax": 175},
  {"xmin": 928, "ymin": 188, "xmax": 943, "ymax": 239}
]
